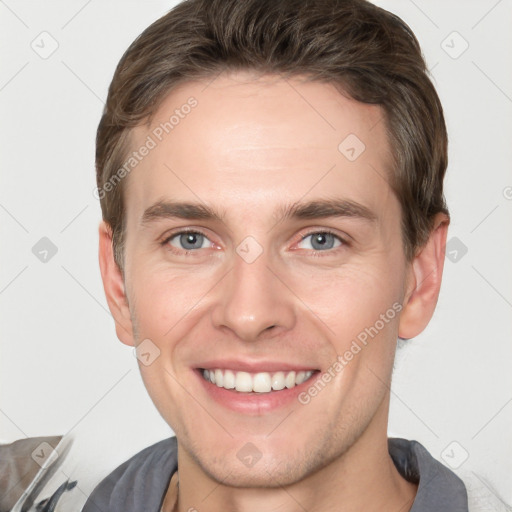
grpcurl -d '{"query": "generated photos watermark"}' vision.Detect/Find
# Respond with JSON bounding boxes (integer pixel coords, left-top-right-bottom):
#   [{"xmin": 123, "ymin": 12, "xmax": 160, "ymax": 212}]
[
  {"xmin": 93, "ymin": 96, "xmax": 198, "ymax": 200},
  {"xmin": 298, "ymin": 302, "xmax": 403, "ymax": 405}
]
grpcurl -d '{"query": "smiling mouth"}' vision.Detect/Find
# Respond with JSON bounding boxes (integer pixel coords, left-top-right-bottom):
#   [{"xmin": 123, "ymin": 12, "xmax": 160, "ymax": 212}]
[{"xmin": 200, "ymin": 368, "xmax": 318, "ymax": 393}]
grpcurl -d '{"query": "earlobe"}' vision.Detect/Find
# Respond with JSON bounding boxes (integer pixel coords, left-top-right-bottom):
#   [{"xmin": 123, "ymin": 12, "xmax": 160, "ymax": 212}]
[
  {"xmin": 98, "ymin": 221, "xmax": 135, "ymax": 346},
  {"xmin": 398, "ymin": 213, "xmax": 450, "ymax": 340}
]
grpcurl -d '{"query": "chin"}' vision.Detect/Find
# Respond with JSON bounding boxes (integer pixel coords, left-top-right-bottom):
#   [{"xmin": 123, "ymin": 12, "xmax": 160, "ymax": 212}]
[
  {"xmin": 199, "ymin": 455, "xmax": 312, "ymax": 488},
  {"xmin": 188, "ymin": 434, "xmax": 347, "ymax": 490}
]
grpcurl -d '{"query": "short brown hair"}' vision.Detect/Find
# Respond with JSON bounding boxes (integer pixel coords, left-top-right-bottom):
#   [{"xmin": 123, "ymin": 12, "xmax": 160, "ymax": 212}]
[{"xmin": 96, "ymin": 0, "xmax": 448, "ymax": 270}]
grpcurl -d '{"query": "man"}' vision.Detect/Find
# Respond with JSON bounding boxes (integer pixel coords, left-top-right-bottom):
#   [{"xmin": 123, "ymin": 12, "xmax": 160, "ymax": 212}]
[{"xmin": 83, "ymin": 0, "xmax": 468, "ymax": 510}]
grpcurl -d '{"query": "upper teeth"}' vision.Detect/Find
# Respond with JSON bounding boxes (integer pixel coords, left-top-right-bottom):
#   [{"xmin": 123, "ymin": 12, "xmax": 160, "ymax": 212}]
[{"xmin": 202, "ymin": 369, "xmax": 314, "ymax": 393}]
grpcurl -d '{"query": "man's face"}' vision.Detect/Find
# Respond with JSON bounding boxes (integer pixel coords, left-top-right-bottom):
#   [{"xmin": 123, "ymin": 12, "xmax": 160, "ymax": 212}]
[{"xmin": 121, "ymin": 71, "xmax": 410, "ymax": 486}]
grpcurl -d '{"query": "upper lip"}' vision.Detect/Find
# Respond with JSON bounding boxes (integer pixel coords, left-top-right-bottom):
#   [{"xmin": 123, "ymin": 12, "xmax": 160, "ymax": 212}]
[{"xmin": 196, "ymin": 359, "xmax": 319, "ymax": 373}]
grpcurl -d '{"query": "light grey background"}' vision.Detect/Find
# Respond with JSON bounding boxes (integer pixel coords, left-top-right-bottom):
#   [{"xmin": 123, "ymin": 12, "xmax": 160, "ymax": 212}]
[{"xmin": 1, "ymin": 0, "xmax": 511, "ymax": 506}]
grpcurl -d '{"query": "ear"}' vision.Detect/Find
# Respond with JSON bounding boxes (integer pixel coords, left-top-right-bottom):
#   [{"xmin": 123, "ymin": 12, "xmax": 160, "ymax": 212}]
[
  {"xmin": 398, "ymin": 213, "xmax": 450, "ymax": 340},
  {"xmin": 98, "ymin": 221, "xmax": 135, "ymax": 346}
]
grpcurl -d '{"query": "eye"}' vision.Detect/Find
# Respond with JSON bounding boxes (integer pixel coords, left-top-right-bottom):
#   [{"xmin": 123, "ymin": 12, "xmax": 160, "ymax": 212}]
[
  {"xmin": 163, "ymin": 230, "xmax": 212, "ymax": 252},
  {"xmin": 297, "ymin": 231, "xmax": 344, "ymax": 251}
]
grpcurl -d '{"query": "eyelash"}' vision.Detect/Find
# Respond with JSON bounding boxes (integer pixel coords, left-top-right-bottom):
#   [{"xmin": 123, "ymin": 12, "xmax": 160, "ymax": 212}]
[{"xmin": 160, "ymin": 228, "xmax": 348, "ymax": 257}]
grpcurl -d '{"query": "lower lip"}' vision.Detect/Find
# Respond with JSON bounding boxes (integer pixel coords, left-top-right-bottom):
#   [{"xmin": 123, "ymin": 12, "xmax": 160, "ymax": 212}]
[{"xmin": 195, "ymin": 369, "xmax": 319, "ymax": 415}]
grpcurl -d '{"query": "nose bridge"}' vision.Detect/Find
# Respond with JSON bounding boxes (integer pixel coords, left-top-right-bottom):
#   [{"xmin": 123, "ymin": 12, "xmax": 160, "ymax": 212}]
[{"xmin": 211, "ymin": 237, "xmax": 295, "ymax": 341}]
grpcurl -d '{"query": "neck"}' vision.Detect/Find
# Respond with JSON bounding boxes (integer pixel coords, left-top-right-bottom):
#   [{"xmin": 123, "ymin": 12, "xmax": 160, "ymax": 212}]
[{"xmin": 167, "ymin": 405, "xmax": 417, "ymax": 512}]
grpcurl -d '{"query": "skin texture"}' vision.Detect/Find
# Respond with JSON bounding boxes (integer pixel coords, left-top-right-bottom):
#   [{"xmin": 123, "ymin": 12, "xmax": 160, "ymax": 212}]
[{"xmin": 99, "ymin": 71, "xmax": 449, "ymax": 512}]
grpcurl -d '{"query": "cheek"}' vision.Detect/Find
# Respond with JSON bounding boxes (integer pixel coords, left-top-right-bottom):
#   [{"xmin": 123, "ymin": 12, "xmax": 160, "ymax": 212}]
[
  {"xmin": 127, "ymin": 268, "xmax": 199, "ymax": 426},
  {"xmin": 129, "ymin": 265, "xmax": 210, "ymax": 338},
  {"xmin": 290, "ymin": 259, "xmax": 404, "ymax": 343},
  {"xmin": 288, "ymin": 258, "xmax": 404, "ymax": 409},
  {"xmin": 126, "ymin": 263, "xmax": 222, "ymax": 404}
]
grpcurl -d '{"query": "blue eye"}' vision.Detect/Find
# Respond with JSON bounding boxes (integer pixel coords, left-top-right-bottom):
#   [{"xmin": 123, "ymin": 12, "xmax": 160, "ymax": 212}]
[
  {"xmin": 161, "ymin": 229, "xmax": 345, "ymax": 257},
  {"xmin": 166, "ymin": 231, "xmax": 210, "ymax": 251},
  {"xmin": 298, "ymin": 231, "xmax": 343, "ymax": 251}
]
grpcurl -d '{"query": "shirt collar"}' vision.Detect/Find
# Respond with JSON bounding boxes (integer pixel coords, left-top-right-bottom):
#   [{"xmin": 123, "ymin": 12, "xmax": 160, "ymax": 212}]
[{"xmin": 389, "ymin": 438, "xmax": 469, "ymax": 512}]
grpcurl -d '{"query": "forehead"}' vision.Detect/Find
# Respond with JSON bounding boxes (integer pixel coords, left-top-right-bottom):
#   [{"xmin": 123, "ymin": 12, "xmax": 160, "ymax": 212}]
[{"xmin": 125, "ymin": 71, "xmax": 395, "ymax": 222}]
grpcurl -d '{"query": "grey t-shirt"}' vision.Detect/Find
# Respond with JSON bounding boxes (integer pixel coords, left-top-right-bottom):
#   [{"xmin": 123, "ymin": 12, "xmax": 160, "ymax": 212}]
[{"xmin": 82, "ymin": 437, "xmax": 468, "ymax": 511}]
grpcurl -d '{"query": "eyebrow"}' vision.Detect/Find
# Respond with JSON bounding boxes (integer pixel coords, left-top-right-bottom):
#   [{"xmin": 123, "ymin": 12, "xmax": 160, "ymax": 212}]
[{"xmin": 140, "ymin": 197, "xmax": 377, "ymax": 227}]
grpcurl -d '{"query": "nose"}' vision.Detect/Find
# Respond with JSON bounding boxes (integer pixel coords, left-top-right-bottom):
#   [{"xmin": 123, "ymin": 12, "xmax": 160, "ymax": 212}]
[{"xmin": 211, "ymin": 242, "xmax": 296, "ymax": 342}]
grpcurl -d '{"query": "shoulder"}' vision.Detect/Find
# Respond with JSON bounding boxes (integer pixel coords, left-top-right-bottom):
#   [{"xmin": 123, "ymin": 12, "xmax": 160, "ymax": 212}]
[{"xmin": 82, "ymin": 436, "xmax": 177, "ymax": 512}]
